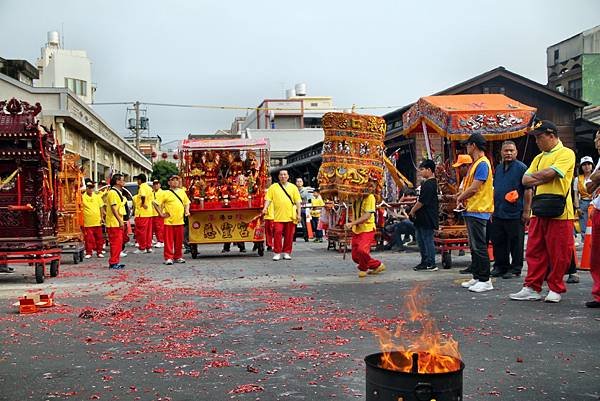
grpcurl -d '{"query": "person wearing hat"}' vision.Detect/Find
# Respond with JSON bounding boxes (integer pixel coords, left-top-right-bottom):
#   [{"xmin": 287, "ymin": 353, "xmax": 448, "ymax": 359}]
[
  {"xmin": 510, "ymin": 120, "xmax": 576, "ymax": 303},
  {"xmin": 489, "ymin": 140, "xmax": 532, "ymax": 280},
  {"xmin": 153, "ymin": 175, "xmax": 190, "ymax": 265},
  {"xmin": 82, "ymin": 181, "xmax": 106, "ymax": 259},
  {"xmin": 574, "ymin": 156, "xmax": 595, "ymax": 244},
  {"xmin": 151, "ymin": 179, "xmax": 165, "ymax": 248},
  {"xmin": 132, "ymin": 173, "xmax": 154, "ymax": 254},
  {"xmin": 105, "ymin": 174, "xmax": 127, "ymax": 269},
  {"xmin": 452, "ymin": 154, "xmax": 473, "ymax": 193},
  {"xmin": 584, "ymin": 130, "xmax": 600, "ymax": 308},
  {"xmin": 456, "ymin": 133, "xmax": 494, "ymax": 293}
]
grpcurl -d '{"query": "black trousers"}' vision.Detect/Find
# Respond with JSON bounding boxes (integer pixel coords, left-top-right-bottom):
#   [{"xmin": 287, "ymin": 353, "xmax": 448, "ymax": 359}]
[
  {"xmin": 490, "ymin": 217, "xmax": 524, "ymax": 274},
  {"xmin": 465, "ymin": 216, "xmax": 490, "ymax": 282}
]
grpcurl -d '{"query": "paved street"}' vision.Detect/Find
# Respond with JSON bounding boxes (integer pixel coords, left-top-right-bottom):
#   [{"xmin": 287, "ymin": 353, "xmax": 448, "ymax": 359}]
[{"xmin": 0, "ymin": 241, "xmax": 598, "ymax": 401}]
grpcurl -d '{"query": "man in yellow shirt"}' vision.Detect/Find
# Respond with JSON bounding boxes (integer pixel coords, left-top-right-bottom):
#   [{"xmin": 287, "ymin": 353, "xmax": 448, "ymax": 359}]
[
  {"xmin": 456, "ymin": 133, "xmax": 495, "ymax": 293},
  {"xmin": 82, "ymin": 181, "xmax": 105, "ymax": 259},
  {"xmin": 151, "ymin": 179, "xmax": 165, "ymax": 248},
  {"xmin": 310, "ymin": 189, "xmax": 325, "ymax": 242},
  {"xmin": 133, "ymin": 174, "xmax": 154, "ymax": 253},
  {"xmin": 263, "ymin": 176, "xmax": 274, "ymax": 251},
  {"xmin": 105, "ymin": 174, "xmax": 127, "ymax": 269},
  {"xmin": 153, "ymin": 175, "xmax": 190, "ymax": 265},
  {"xmin": 510, "ymin": 120, "xmax": 576, "ymax": 303},
  {"xmin": 345, "ymin": 193, "xmax": 385, "ymax": 278},
  {"xmin": 262, "ymin": 170, "xmax": 301, "ymax": 261}
]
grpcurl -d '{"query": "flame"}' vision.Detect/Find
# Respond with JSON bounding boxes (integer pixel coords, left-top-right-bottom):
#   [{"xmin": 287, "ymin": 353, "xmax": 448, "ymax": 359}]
[{"xmin": 373, "ymin": 286, "xmax": 461, "ymax": 374}]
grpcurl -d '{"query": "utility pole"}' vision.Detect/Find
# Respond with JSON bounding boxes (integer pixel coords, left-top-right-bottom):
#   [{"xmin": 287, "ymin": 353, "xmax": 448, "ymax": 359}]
[{"xmin": 134, "ymin": 101, "xmax": 140, "ymax": 150}]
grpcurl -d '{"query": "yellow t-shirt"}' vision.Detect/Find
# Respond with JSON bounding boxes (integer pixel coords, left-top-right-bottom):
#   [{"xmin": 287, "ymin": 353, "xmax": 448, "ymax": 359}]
[
  {"xmin": 150, "ymin": 189, "xmax": 162, "ymax": 217},
  {"xmin": 105, "ymin": 188, "xmax": 126, "ymax": 228},
  {"xmin": 132, "ymin": 194, "xmax": 142, "ymax": 218},
  {"xmin": 310, "ymin": 197, "xmax": 325, "ymax": 218},
  {"xmin": 82, "ymin": 192, "xmax": 104, "ymax": 227},
  {"xmin": 155, "ymin": 188, "xmax": 190, "ymax": 226},
  {"xmin": 264, "ymin": 195, "xmax": 275, "ymax": 221},
  {"xmin": 352, "ymin": 194, "xmax": 376, "ymax": 234},
  {"xmin": 137, "ymin": 183, "xmax": 155, "ymax": 218},
  {"xmin": 265, "ymin": 183, "xmax": 301, "ymax": 223},
  {"xmin": 525, "ymin": 140, "xmax": 575, "ymax": 220}
]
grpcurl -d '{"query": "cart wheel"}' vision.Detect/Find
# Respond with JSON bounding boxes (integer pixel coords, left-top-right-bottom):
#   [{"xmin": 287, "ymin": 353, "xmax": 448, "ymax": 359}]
[
  {"xmin": 257, "ymin": 242, "xmax": 264, "ymax": 257},
  {"xmin": 442, "ymin": 252, "xmax": 452, "ymax": 269},
  {"xmin": 50, "ymin": 260, "xmax": 59, "ymax": 277},
  {"xmin": 35, "ymin": 263, "xmax": 45, "ymax": 283},
  {"xmin": 190, "ymin": 244, "xmax": 198, "ymax": 259},
  {"xmin": 79, "ymin": 250, "xmax": 84, "ymax": 262},
  {"xmin": 73, "ymin": 252, "xmax": 79, "ymax": 264}
]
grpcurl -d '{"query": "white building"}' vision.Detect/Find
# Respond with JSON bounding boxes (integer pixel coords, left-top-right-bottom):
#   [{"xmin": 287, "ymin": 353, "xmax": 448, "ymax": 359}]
[
  {"xmin": 35, "ymin": 31, "xmax": 94, "ymax": 104},
  {"xmin": 231, "ymin": 83, "xmax": 333, "ymax": 168}
]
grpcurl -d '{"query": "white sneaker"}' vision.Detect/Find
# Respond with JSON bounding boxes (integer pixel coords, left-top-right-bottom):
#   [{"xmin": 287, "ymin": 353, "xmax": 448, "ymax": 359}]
[
  {"xmin": 120, "ymin": 251, "xmax": 128, "ymax": 257},
  {"xmin": 84, "ymin": 254, "xmax": 92, "ymax": 259},
  {"xmin": 461, "ymin": 279, "xmax": 477, "ymax": 288},
  {"xmin": 146, "ymin": 248, "xmax": 154, "ymax": 253},
  {"xmin": 283, "ymin": 253, "xmax": 292, "ymax": 260},
  {"xmin": 272, "ymin": 253, "xmax": 281, "ymax": 261},
  {"xmin": 510, "ymin": 286, "xmax": 541, "ymax": 301},
  {"xmin": 544, "ymin": 290, "xmax": 561, "ymax": 303},
  {"xmin": 468, "ymin": 280, "xmax": 494, "ymax": 293},
  {"xmin": 155, "ymin": 242, "xmax": 164, "ymax": 248},
  {"xmin": 133, "ymin": 249, "xmax": 144, "ymax": 254},
  {"xmin": 97, "ymin": 252, "xmax": 105, "ymax": 258},
  {"xmin": 134, "ymin": 243, "xmax": 140, "ymax": 248},
  {"xmin": 164, "ymin": 259, "xmax": 174, "ymax": 265}
]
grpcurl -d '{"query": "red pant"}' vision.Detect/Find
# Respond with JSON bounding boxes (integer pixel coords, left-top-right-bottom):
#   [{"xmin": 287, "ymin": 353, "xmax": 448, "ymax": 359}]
[
  {"xmin": 83, "ymin": 226, "xmax": 104, "ymax": 255},
  {"xmin": 264, "ymin": 219, "xmax": 274, "ymax": 248},
  {"xmin": 351, "ymin": 230, "xmax": 382, "ymax": 272},
  {"xmin": 590, "ymin": 209, "xmax": 600, "ymax": 301},
  {"xmin": 107, "ymin": 227, "xmax": 124, "ymax": 265},
  {"xmin": 164, "ymin": 224, "xmax": 184, "ymax": 260},
  {"xmin": 152, "ymin": 216, "xmax": 164, "ymax": 242},
  {"xmin": 272, "ymin": 221, "xmax": 295, "ymax": 254},
  {"xmin": 524, "ymin": 217, "xmax": 574, "ymax": 293},
  {"xmin": 135, "ymin": 216, "xmax": 152, "ymax": 250}
]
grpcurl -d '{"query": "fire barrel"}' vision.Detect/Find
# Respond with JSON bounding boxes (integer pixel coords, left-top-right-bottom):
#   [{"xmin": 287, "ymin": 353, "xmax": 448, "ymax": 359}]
[{"xmin": 364, "ymin": 352, "xmax": 464, "ymax": 401}]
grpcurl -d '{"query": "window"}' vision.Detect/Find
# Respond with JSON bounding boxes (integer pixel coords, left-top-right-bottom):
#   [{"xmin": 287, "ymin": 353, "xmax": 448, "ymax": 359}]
[
  {"xmin": 310, "ymin": 102, "xmax": 319, "ymax": 107},
  {"xmin": 555, "ymin": 85, "xmax": 564, "ymax": 93},
  {"xmin": 483, "ymin": 86, "xmax": 505, "ymax": 94},
  {"xmin": 567, "ymin": 79, "xmax": 582, "ymax": 99},
  {"xmin": 64, "ymin": 77, "xmax": 87, "ymax": 96},
  {"xmin": 554, "ymin": 49, "xmax": 559, "ymax": 63}
]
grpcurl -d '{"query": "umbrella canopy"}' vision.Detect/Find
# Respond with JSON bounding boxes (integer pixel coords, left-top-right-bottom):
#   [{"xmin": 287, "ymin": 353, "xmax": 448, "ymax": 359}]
[{"xmin": 402, "ymin": 94, "xmax": 537, "ymax": 141}]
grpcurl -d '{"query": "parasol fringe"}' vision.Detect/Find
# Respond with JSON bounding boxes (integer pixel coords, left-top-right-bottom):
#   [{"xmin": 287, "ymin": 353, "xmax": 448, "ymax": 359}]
[
  {"xmin": 383, "ymin": 155, "xmax": 413, "ymax": 189},
  {"xmin": 402, "ymin": 117, "xmax": 530, "ymax": 141}
]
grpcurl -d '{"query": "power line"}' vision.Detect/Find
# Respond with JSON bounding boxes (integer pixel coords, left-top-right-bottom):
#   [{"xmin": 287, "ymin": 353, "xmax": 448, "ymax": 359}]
[{"xmin": 92, "ymin": 101, "xmax": 402, "ymax": 111}]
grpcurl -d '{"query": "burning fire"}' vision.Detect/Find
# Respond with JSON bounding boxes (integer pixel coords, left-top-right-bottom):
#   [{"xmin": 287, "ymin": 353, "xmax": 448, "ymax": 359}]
[{"xmin": 373, "ymin": 286, "xmax": 461, "ymax": 374}]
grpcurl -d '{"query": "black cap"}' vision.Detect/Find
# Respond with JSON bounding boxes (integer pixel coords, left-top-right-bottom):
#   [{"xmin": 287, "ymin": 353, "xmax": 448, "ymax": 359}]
[
  {"xmin": 419, "ymin": 159, "xmax": 436, "ymax": 171},
  {"xmin": 461, "ymin": 133, "xmax": 487, "ymax": 150},
  {"xmin": 133, "ymin": 173, "xmax": 147, "ymax": 182},
  {"xmin": 99, "ymin": 179, "xmax": 107, "ymax": 185},
  {"xmin": 152, "ymin": 179, "xmax": 160, "ymax": 184},
  {"xmin": 530, "ymin": 119, "xmax": 558, "ymax": 136},
  {"xmin": 86, "ymin": 182, "xmax": 95, "ymax": 188}
]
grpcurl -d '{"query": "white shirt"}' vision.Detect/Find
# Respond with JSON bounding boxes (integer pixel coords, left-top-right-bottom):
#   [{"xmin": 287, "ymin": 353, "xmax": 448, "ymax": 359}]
[{"xmin": 587, "ymin": 159, "xmax": 600, "ymax": 209}]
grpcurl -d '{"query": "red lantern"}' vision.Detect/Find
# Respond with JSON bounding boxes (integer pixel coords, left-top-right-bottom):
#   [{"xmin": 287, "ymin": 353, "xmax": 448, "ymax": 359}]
[
  {"xmin": 161, "ymin": 152, "xmax": 168, "ymax": 159},
  {"xmin": 151, "ymin": 151, "xmax": 157, "ymax": 158},
  {"xmin": 173, "ymin": 154, "xmax": 179, "ymax": 160}
]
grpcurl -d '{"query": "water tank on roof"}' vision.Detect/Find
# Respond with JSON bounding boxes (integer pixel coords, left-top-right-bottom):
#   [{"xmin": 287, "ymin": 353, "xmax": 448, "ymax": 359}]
[
  {"xmin": 295, "ymin": 83, "xmax": 306, "ymax": 96},
  {"xmin": 286, "ymin": 88, "xmax": 296, "ymax": 99},
  {"xmin": 47, "ymin": 31, "xmax": 60, "ymax": 46}
]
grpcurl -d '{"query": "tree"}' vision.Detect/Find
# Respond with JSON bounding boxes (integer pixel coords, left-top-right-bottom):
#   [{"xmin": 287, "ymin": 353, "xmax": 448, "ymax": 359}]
[{"xmin": 151, "ymin": 160, "xmax": 179, "ymax": 189}]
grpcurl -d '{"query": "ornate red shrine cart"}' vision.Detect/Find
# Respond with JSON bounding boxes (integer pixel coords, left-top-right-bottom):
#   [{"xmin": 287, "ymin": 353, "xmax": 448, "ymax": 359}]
[
  {"xmin": 179, "ymin": 138, "xmax": 270, "ymax": 258},
  {"xmin": 0, "ymin": 98, "xmax": 63, "ymax": 283},
  {"xmin": 402, "ymin": 94, "xmax": 536, "ymax": 268}
]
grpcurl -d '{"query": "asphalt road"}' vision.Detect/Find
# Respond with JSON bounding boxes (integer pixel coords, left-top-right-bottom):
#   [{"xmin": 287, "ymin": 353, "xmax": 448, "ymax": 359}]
[{"xmin": 0, "ymin": 241, "xmax": 598, "ymax": 401}]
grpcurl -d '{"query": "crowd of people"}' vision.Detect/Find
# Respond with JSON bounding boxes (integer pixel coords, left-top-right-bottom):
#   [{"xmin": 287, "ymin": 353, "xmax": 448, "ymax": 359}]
[{"xmin": 80, "ymin": 118, "xmax": 600, "ymax": 308}]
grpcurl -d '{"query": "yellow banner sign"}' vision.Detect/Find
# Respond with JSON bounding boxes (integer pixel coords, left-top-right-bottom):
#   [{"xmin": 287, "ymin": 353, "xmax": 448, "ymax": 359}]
[{"xmin": 189, "ymin": 209, "xmax": 264, "ymax": 243}]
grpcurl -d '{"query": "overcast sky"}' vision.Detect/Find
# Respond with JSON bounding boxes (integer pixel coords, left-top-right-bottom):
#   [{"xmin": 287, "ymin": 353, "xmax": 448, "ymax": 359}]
[{"xmin": 1, "ymin": 0, "xmax": 599, "ymax": 142}]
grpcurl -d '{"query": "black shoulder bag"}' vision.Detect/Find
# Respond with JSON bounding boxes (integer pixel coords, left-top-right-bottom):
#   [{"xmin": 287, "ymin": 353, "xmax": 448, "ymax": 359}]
[
  {"xmin": 530, "ymin": 157, "xmax": 571, "ymax": 218},
  {"xmin": 278, "ymin": 183, "xmax": 298, "ymax": 221},
  {"xmin": 111, "ymin": 187, "xmax": 130, "ymax": 220}
]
